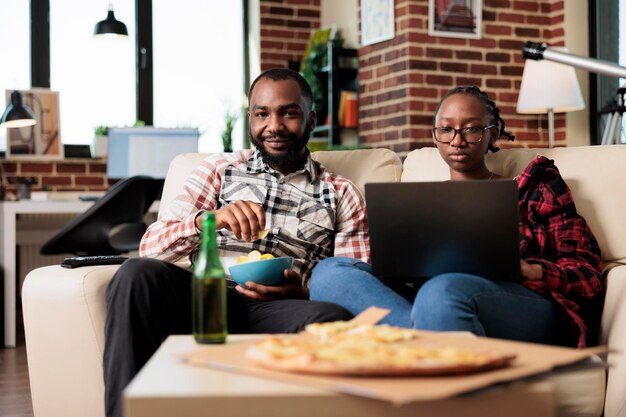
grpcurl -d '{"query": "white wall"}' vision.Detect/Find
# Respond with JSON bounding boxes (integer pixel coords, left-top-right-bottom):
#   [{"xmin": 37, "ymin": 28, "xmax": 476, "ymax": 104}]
[
  {"xmin": 321, "ymin": 0, "xmax": 359, "ymax": 48},
  {"xmin": 565, "ymin": 0, "xmax": 591, "ymax": 146}
]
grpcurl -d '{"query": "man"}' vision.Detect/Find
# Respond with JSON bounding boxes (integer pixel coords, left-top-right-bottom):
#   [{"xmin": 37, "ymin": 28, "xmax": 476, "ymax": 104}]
[{"xmin": 103, "ymin": 68, "xmax": 370, "ymax": 417}]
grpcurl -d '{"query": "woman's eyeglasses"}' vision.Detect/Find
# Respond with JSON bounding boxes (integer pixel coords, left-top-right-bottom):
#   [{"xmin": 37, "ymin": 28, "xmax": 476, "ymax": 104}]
[{"xmin": 432, "ymin": 124, "xmax": 495, "ymax": 144}]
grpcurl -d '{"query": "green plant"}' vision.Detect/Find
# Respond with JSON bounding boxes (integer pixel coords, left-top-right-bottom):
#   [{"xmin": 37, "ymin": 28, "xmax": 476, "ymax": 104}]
[
  {"xmin": 300, "ymin": 37, "xmax": 344, "ymax": 121},
  {"xmin": 94, "ymin": 125, "xmax": 108, "ymax": 136},
  {"xmin": 221, "ymin": 110, "xmax": 239, "ymax": 152},
  {"xmin": 301, "ymin": 42, "xmax": 327, "ymax": 113}
]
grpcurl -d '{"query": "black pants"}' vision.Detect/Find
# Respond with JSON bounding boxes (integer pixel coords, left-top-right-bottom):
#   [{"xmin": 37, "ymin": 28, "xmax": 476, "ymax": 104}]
[{"xmin": 103, "ymin": 257, "xmax": 352, "ymax": 417}]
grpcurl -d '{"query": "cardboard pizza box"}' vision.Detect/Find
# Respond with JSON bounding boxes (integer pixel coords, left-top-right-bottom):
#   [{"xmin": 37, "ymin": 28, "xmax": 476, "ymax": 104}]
[{"xmin": 179, "ymin": 331, "xmax": 604, "ymax": 405}]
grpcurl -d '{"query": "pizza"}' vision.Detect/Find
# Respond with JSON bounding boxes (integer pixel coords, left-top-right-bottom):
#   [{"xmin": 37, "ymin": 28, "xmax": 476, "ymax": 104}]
[
  {"xmin": 245, "ymin": 322, "xmax": 516, "ymax": 377},
  {"xmin": 304, "ymin": 321, "xmax": 421, "ymax": 343}
]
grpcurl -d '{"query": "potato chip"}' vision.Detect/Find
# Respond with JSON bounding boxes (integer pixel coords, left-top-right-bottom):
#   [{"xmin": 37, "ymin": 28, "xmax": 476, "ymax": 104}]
[
  {"xmin": 236, "ymin": 250, "xmax": 274, "ymax": 264},
  {"xmin": 247, "ymin": 250, "xmax": 262, "ymax": 261}
]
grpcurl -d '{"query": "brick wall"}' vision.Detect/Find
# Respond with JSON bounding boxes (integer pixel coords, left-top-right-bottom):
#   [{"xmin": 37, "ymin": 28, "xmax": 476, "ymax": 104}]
[
  {"xmin": 259, "ymin": 0, "xmax": 321, "ymax": 71},
  {"xmin": 358, "ymin": 0, "xmax": 567, "ymax": 155},
  {"xmin": 0, "ymin": 158, "xmax": 111, "ymax": 197}
]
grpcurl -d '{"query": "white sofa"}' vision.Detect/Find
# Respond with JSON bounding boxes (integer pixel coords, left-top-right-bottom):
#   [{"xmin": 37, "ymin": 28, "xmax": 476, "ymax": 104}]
[{"xmin": 22, "ymin": 146, "xmax": 626, "ymax": 417}]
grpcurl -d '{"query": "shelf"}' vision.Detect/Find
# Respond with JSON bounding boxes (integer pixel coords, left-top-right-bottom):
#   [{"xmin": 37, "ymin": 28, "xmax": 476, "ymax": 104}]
[{"xmin": 313, "ymin": 44, "xmax": 359, "ymax": 147}]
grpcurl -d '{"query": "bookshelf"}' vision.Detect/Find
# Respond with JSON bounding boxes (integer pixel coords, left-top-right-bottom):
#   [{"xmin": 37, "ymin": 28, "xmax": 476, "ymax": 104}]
[{"xmin": 311, "ymin": 44, "xmax": 358, "ymax": 147}]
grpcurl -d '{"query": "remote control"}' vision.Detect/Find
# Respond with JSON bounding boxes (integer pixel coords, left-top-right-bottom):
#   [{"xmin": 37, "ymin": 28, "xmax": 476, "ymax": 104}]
[{"xmin": 61, "ymin": 255, "xmax": 128, "ymax": 268}]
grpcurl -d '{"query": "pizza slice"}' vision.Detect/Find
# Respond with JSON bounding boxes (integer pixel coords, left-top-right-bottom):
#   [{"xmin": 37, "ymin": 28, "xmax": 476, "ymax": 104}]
[{"xmin": 304, "ymin": 321, "xmax": 421, "ymax": 343}]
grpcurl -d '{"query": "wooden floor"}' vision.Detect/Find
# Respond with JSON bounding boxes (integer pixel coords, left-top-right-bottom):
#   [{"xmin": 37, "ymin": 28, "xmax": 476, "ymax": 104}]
[{"xmin": 0, "ymin": 312, "xmax": 34, "ymax": 417}]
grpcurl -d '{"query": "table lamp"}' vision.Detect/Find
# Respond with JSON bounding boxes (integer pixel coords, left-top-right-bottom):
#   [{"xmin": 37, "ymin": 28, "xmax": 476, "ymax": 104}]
[
  {"xmin": 94, "ymin": 3, "xmax": 128, "ymax": 38},
  {"xmin": 0, "ymin": 91, "xmax": 37, "ymax": 128},
  {"xmin": 516, "ymin": 51, "xmax": 585, "ymax": 148}
]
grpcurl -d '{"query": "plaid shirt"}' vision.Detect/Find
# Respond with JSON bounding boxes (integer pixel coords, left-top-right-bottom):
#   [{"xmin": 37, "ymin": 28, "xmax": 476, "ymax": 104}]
[
  {"xmin": 140, "ymin": 149, "xmax": 369, "ymax": 284},
  {"xmin": 518, "ymin": 156, "xmax": 604, "ymax": 348}
]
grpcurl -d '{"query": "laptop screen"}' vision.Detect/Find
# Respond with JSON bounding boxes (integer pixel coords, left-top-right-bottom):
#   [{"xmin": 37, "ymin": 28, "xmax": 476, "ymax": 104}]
[{"xmin": 365, "ymin": 180, "xmax": 521, "ymax": 281}]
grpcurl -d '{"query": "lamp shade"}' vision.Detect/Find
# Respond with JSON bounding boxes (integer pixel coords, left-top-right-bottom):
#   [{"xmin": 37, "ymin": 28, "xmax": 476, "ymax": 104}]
[
  {"xmin": 517, "ymin": 54, "xmax": 585, "ymax": 114},
  {"xmin": 94, "ymin": 5, "xmax": 128, "ymax": 38},
  {"xmin": 0, "ymin": 91, "xmax": 37, "ymax": 128}
]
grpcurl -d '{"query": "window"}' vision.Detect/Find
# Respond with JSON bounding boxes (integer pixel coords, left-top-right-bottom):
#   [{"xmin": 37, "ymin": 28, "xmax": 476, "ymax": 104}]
[
  {"xmin": 1, "ymin": 1, "xmax": 246, "ymax": 153},
  {"xmin": 152, "ymin": 1, "xmax": 245, "ymax": 152},
  {"xmin": 590, "ymin": 0, "xmax": 625, "ymax": 143},
  {"xmin": 621, "ymin": 3, "xmax": 626, "ymax": 71},
  {"xmin": 50, "ymin": 0, "xmax": 137, "ymax": 144}
]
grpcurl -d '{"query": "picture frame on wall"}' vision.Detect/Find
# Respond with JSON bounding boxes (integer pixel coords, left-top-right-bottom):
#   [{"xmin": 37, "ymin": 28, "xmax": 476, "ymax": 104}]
[
  {"xmin": 361, "ymin": 0, "xmax": 395, "ymax": 46},
  {"xmin": 4, "ymin": 88, "xmax": 63, "ymax": 160},
  {"xmin": 428, "ymin": 0, "xmax": 483, "ymax": 40}
]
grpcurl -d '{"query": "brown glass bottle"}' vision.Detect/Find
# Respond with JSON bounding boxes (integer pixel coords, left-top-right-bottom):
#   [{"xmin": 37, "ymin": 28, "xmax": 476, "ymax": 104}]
[{"xmin": 192, "ymin": 212, "xmax": 227, "ymax": 344}]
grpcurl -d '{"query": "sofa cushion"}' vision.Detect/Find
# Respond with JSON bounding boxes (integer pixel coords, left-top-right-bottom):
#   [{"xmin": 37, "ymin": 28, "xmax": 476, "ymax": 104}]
[
  {"xmin": 601, "ymin": 265, "xmax": 626, "ymax": 417},
  {"xmin": 311, "ymin": 148, "xmax": 403, "ymax": 194},
  {"xmin": 402, "ymin": 146, "xmax": 626, "ymax": 265}
]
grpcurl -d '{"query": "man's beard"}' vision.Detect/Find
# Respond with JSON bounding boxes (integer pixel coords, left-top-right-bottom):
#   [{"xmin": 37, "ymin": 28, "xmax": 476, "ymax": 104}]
[{"xmin": 250, "ymin": 125, "xmax": 312, "ymax": 167}]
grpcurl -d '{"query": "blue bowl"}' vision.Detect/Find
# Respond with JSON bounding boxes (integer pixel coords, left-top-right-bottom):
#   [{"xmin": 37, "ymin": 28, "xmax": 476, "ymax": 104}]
[{"xmin": 228, "ymin": 257, "xmax": 294, "ymax": 287}]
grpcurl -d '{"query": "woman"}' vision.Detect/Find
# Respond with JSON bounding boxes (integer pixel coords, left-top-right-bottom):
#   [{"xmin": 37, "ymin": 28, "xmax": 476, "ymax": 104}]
[{"xmin": 309, "ymin": 86, "xmax": 604, "ymax": 348}]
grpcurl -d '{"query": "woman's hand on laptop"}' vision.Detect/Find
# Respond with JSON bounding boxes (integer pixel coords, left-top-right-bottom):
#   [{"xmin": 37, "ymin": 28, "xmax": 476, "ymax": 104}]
[{"xmin": 520, "ymin": 260, "xmax": 543, "ymax": 281}]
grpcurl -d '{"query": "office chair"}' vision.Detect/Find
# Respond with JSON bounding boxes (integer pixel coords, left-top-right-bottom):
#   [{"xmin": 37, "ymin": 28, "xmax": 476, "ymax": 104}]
[{"xmin": 40, "ymin": 176, "xmax": 164, "ymax": 256}]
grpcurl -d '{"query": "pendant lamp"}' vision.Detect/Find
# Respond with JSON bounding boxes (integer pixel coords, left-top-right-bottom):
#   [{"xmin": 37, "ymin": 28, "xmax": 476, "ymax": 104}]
[{"xmin": 94, "ymin": 3, "xmax": 128, "ymax": 38}]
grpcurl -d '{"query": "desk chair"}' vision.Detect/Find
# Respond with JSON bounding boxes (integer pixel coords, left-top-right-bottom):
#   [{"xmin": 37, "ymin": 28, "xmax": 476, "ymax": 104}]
[{"xmin": 40, "ymin": 176, "xmax": 164, "ymax": 256}]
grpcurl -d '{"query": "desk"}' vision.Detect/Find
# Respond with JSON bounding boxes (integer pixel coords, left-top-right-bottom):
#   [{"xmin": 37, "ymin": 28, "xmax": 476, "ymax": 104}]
[
  {"xmin": 0, "ymin": 199, "xmax": 159, "ymax": 347},
  {"xmin": 124, "ymin": 335, "xmax": 556, "ymax": 417},
  {"xmin": 1, "ymin": 200, "xmax": 95, "ymax": 347}
]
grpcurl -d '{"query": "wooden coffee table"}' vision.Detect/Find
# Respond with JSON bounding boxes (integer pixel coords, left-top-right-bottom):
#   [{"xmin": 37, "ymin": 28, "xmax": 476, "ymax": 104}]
[{"xmin": 124, "ymin": 335, "xmax": 556, "ymax": 417}]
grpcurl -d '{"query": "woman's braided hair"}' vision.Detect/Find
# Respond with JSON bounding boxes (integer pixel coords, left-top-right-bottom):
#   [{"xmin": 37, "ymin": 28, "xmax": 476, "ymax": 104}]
[{"xmin": 434, "ymin": 86, "xmax": 515, "ymax": 153}]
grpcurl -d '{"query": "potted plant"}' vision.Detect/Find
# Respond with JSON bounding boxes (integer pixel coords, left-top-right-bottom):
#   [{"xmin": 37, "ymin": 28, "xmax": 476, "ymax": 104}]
[
  {"xmin": 93, "ymin": 125, "xmax": 109, "ymax": 158},
  {"xmin": 300, "ymin": 37, "xmax": 344, "ymax": 125}
]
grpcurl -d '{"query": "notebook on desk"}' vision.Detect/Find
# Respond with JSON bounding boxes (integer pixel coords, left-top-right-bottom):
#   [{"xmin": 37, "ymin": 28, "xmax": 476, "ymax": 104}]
[{"xmin": 364, "ymin": 180, "xmax": 521, "ymax": 281}]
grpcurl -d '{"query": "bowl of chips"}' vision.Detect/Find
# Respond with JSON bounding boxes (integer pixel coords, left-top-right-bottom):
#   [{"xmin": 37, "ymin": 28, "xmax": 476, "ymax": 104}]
[{"xmin": 228, "ymin": 250, "xmax": 293, "ymax": 287}]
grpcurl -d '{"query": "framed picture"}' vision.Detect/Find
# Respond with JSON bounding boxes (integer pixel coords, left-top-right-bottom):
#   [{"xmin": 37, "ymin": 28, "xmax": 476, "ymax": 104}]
[
  {"xmin": 428, "ymin": 0, "xmax": 483, "ymax": 40},
  {"xmin": 5, "ymin": 88, "xmax": 63, "ymax": 159},
  {"xmin": 361, "ymin": 0, "xmax": 395, "ymax": 46}
]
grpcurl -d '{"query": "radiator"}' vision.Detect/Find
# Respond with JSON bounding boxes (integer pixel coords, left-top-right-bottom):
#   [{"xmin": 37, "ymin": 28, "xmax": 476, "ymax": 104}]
[{"xmin": 16, "ymin": 213, "xmax": 77, "ymax": 294}]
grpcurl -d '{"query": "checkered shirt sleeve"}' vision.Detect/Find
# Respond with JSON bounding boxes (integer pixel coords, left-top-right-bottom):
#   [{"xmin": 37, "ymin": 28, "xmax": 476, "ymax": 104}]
[
  {"xmin": 139, "ymin": 151, "xmax": 252, "ymax": 263},
  {"xmin": 329, "ymin": 174, "xmax": 370, "ymax": 264}
]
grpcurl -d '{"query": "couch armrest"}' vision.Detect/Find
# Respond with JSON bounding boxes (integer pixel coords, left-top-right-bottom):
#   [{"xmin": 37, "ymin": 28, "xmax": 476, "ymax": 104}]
[
  {"xmin": 600, "ymin": 264, "xmax": 626, "ymax": 417},
  {"xmin": 22, "ymin": 264, "xmax": 119, "ymax": 417}
]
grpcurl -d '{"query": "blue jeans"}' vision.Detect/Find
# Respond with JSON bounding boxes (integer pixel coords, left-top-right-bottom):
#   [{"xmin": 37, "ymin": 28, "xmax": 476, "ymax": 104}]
[{"xmin": 310, "ymin": 257, "xmax": 572, "ymax": 345}]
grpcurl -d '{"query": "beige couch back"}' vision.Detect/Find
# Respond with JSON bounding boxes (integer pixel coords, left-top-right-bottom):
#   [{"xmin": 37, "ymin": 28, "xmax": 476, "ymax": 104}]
[
  {"xmin": 160, "ymin": 148, "xmax": 403, "ymax": 215},
  {"xmin": 402, "ymin": 145, "xmax": 626, "ymax": 265},
  {"xmin": 162, "ymin": 145, "xmax": 625, "ymax": 265}
]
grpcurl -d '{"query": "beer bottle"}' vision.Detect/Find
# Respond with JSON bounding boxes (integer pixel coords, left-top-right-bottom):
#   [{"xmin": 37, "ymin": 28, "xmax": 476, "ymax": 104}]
[{"xmin": 192, "ymin": 212, "xmax": 227, "ymax": 344}]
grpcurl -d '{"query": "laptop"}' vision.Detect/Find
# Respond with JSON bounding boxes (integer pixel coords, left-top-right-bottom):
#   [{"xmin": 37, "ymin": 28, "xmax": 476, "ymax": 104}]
[{"xmin": 364, "ymin": 180, "xmax": 521, "ymax": 281}]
